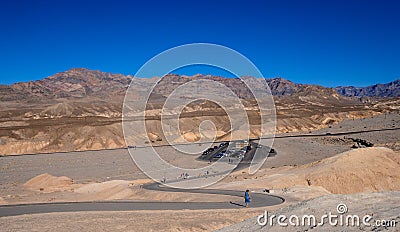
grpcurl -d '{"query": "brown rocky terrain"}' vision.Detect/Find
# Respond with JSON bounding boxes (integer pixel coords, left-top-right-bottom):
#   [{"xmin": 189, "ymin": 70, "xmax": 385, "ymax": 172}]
[
  {"xmin": 216, "ymin": 147, "xmax": 400, "ymax": 194},
  {"xmin": 0, "ymin": 68, "xmax": 398, "ymax": 155},
  {"xmin": 336, "ymin": 79, "xmax": 400, "ymax": 97},
  {"xmin": 0, "ymin": 113, "xmax": 398, "ymax": 231},
  {"xmin": 0, "ymin": 68, "xmax": 131, "ymax": 102}
]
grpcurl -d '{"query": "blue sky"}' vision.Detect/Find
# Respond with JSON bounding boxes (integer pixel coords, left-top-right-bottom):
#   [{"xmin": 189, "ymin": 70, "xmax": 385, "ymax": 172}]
[{"xmin": 0, "ymin": 0, "xmax": 399, "ymax": 86}]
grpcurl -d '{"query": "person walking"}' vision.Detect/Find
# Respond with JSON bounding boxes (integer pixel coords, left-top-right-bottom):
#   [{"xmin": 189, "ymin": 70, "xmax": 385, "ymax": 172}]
[{"xmin": 244, "ymin": 189, "xmax": 251, "ymax": 208}]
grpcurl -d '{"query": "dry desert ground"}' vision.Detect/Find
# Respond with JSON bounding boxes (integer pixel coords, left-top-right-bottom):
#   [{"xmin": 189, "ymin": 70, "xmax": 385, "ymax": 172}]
[{"xmin": 0, "ymin": 113, "xmax": 399, "ymax": 231}]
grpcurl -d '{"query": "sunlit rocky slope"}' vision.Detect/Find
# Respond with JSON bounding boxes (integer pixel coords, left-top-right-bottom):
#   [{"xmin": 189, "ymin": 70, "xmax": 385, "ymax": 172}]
[{"xmin": 0, "ymin": 68, "xmax": 398, "ymax": 155}]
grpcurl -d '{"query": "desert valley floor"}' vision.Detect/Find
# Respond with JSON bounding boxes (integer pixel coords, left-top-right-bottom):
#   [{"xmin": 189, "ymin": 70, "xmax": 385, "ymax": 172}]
[{"xmin": 0, "ymin": 112, "xmax": 399, "ymax": 231}]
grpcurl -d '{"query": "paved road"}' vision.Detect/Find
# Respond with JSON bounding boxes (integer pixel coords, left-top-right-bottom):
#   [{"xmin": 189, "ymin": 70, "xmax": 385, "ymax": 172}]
[
  {"xmin": 4, "ymin": 127, "xmax": 398, "ymax": 157},
  {"xmin": 0, "ymin": 183, "xmax": 284, "ymax": 217},
  {"xmin": 4, "ymin": 127, "xmax": 395, "ymax": 217}
]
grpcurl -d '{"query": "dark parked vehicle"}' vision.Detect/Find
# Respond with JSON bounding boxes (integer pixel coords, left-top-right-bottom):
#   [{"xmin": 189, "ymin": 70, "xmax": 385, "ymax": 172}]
[
  {"xmin": 219, "ymin": 142, "xmax": 229, "ymax": 147},
  {"xmin": 202, "ymin": 147, "xmax": 215, "ymax": 155},
  {"xmin": 246, "ymin": 145, "xmax": 251, "ymax": 151},
  {"xmin": 213, "ymin": 153, "xmax": 224, "ymax": 158}
]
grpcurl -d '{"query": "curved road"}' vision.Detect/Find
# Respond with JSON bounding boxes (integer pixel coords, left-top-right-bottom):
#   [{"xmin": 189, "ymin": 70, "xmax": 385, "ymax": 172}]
[
  {"xmin": 2, "ymin": 127, "xmax": 397, "ymax": 217},
  {"xmin": 0, "ymin": 183, "xmax": 284, "ymax": 217}
]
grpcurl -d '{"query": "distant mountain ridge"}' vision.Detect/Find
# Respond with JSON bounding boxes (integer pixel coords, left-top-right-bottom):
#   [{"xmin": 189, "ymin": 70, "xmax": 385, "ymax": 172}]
[
  {"xmin": 1, "ymin": 68, "xmax": 397, "ymax": 156},
  {"xmin": 0, "ymin": 68, "xmax": 131, "ymax": 102},
  {"xmin": 335, "ymin": 79, "xmax": 400, "ymax": 97},
  {"xmin": 0, "ymin": 68, "xmax": 398, "ymax": 102}
]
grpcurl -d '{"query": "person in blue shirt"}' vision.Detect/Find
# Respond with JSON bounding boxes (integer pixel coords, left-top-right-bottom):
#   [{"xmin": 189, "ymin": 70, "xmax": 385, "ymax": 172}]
[{"xmin": 244, "ymin": 189, "xmax": 251, "ymax": 207}]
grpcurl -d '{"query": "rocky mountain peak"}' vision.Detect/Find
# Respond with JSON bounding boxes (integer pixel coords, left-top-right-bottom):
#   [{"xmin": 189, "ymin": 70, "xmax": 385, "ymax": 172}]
[
  {"xmin": 1, "ymin": 69, "xmax": 398, "ymax": 103},
  {"xmin": 335, "ymin": 79, "xmax": 400, "ymax": 98}
]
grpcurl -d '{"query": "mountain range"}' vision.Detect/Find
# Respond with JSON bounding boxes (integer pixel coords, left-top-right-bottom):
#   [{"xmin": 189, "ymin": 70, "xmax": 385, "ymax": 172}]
[
  {"xmin": 335, "ymin": 79, "xmax": 400, "ymax": 97},
  {"xmin": 1, "ymin": 68, "xmax": 398, "ymax": 155},
  {"xmin": 0, "ymin": 68, "xmax": 398, "ymax": 102}
]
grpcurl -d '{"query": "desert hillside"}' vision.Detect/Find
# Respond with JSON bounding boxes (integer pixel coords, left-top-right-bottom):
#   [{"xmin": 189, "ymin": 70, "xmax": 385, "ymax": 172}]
[
  {"xmin": 218, "ymin": 147, "xmax": 400, "ymax": 195},
  {"xmin": 0, "ymin": 68, "xmax": 398, "ymax": 155}
]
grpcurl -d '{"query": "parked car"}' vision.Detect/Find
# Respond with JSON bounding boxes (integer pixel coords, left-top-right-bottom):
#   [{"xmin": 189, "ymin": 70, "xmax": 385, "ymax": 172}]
[
  {"xmin": 213, "ymin": 153, "xmax": 224, "ymax": 158},
  {"xmin": 219, "ymin": 142, "xmax": 229, "ymax": 147}
]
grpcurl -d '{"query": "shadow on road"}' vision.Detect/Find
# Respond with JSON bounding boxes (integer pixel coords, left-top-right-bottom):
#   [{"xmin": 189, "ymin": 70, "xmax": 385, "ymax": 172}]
[{"xmin": 229, "ymin": 201, "xmax": 246, "ymax": 207}]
